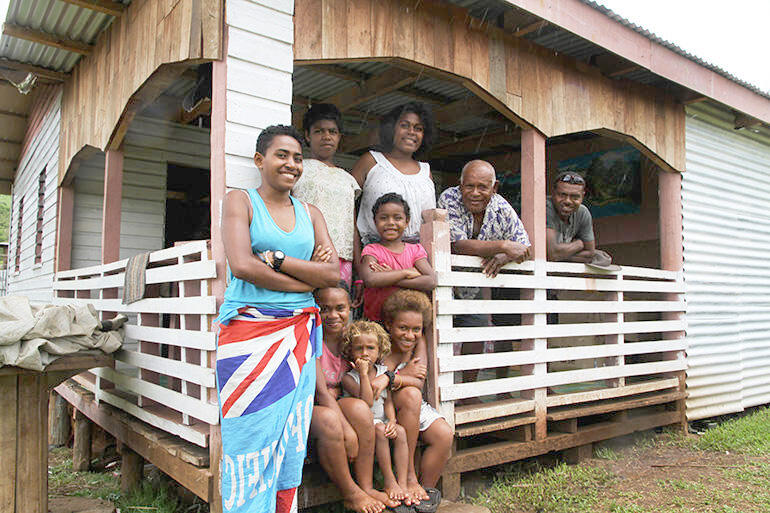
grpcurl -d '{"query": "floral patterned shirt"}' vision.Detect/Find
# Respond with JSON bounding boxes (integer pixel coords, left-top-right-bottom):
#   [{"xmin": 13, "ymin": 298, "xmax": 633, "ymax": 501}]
[
  {"xmin": 292, "ymin": 159, "xmax": 361, "ymax": 261},
  {"xmin": 438, "ymin": 186, "xmax": 530, "ymax": 299}
]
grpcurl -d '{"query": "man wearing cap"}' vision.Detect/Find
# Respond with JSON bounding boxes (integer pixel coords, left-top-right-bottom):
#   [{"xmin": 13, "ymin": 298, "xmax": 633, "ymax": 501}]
[
  {"xmin": 546, "ymin": 172, "xmax": 612, "ymax": 267},
  {"xmin": 438, "ymin": 160, "xmax": 530, "ymax": 393}
]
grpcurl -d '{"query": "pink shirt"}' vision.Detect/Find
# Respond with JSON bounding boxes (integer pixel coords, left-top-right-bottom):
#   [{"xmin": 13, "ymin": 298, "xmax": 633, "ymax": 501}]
[
  {"xmin": 320, "ymin": 342, "xmax": 349, "ymax": 389},
  {"xmin": 361, "ymin": 242, "xmax": 428, "ymax": 321}
]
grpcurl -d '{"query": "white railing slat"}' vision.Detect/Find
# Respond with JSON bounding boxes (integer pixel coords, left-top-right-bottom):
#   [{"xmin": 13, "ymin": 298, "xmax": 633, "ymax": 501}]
[
  {"xmin": 52, "ymin": 296, "xmax": 217, "ymax": 314},
  {"xmin": 93, "ymin": 367, "xmax": 219, "ymax": 424},
  {"xmin": 124, "ymin": 324, "xmax": 217, "ymax": 350},
  {"xmin": 113, "ymin": 349, "xmax": 216, "ymax": 388},
  {"xmin": 440, "ymin": 360, "xmax": 687, "ymax": 401},
  {"xmin": 438, "ymin": 319, "xmax": 687, "ymax": 343},
  {"xmin": 439, "ymin": 339, "xmax": 687, "ymax": 371},
  {"xmin": 437, "ymin": 299, "xmax": 686, "ymax": 315},
  {"xmin": 436, "ymin": 272, "xmax": 685, "ymax": 293}
]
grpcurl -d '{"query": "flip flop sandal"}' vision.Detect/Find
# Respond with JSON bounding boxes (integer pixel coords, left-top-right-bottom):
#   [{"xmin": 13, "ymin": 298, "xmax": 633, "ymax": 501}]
[
  {"xmin": 386, "ymin": 504, "xmax": 415, "ymax": 513},
  {"xmin": 413, "ymin": 488, "xmax": 441, "ymax": 513}
]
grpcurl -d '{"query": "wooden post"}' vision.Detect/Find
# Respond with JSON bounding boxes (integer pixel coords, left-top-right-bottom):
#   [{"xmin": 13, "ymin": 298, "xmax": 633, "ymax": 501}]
[
  {"xmin": 120, "ymin": 446, "xmax": 144, "ymax": 493},
  {"xmin": 48, "ymin": 391, "xmax": 71, "ymax": 447},
  {"xmin": 658, "ymin": 170, "xmax": 687, "ymax": 430},
  {"xmin": 421, "ymin": 209, "xmax": 458, "ymax": 500},
  {"xmin": 520, "ymin": 129, "xmax": 548, "ymax": 441},
  {"xmin": 101, "ymin": 149, "xmax": 123, "ymax": 265},
  {"xmin": 16, "ymin": 375, "xmax": 48, "ymax": 513},
  {"xmin": 72, "ymin": 409, "xmax": 92, "ymax": 471},
  {"xmin": 55, "ymin": 184, "xmax": 74, "ymax": 273},
  {"xmin": 0, "ymin": 376, "xmax": 17, "ymax": 512}
]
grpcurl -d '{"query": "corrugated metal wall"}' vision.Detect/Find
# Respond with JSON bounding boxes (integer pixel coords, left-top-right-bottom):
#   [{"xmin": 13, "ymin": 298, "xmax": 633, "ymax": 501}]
[
  {"xmin": 71, "ymin": 117, "xmax": 211, "ymax": 269},
  {"xmin": 683, "ymin": 103, "xmax": 770, "ymax": 420}
]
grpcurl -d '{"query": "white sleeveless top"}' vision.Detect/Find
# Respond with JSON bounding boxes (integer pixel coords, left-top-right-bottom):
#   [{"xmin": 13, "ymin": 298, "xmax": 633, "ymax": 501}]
[{"xmin": 356, "ymin": 151, "xmax": 436, "ymax": 243}]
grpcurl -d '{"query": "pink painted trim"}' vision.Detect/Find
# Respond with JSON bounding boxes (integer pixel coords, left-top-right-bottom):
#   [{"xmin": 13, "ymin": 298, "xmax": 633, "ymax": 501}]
[
  {"xmin": 520, "ymin": 129, "xmax": 547, "ymax": 261},
  {"xmin": 658, "ymin": 170, "xmax": 683, "ymax": 272},
  {"xmin": 101, "ymin": 150, "xmax": 123, "ymax": 264},
  {"xmin": 55, "ymin": 185, "xmax": 74, "ymax": 272},
  {"xmin": 209, "ymin": 27, "xmax": 228, "ymax": 307},
  {"xmin": 506, "ymin": 0, "xmax": 770, "ymax": 125}
]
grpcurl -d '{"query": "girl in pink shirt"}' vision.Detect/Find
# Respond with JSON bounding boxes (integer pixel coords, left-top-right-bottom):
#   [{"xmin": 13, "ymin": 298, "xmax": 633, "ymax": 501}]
[{"xmin": 359, "ymin": 193, "xmax": 436, "ymax": 321}]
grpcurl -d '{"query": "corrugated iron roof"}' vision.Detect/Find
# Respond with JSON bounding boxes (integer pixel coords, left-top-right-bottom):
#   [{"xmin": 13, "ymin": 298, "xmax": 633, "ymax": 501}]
[
  {"xmin": 583, "ymin": 0, "xmax": 770, "ymax": 99},
  {"xmin": 0, "ymin": 0, "xmax": 127, "ymax": 73},
  {"xmin": 447, "ymin": 0, "xmax": 770, "ymax": 101}
]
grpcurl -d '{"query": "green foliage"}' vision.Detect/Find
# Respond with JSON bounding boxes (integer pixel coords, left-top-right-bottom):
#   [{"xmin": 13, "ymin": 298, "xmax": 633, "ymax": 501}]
[
  {"xmin": 115, "ymin": 481, "xmax": 182, "ymax": 513},
  {"xmin": 594, "ymin": 446, "xmax": 620, "ymax": 460},
  {"xmin": 0, "ymin": 194, "xmax": 10, "ymax": 243},
  {"xmin": 695, "ymin": 407, "xmax": 770, "ymax": 454}
]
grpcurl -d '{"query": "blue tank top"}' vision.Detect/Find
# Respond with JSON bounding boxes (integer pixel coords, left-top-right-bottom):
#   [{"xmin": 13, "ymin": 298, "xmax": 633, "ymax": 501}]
[{"xmin": 217, "ymin": 189, "xmax": 316, "ymax": 324}]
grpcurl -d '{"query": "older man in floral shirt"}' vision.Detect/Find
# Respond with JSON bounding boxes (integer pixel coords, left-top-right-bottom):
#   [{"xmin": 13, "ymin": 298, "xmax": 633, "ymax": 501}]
[{"xmin": 437, "ymin": 160, "xmax": 531, "ymax": 394}]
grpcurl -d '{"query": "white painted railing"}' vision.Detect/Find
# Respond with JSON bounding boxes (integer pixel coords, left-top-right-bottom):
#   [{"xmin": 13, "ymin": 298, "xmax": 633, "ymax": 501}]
[
  {"xmin": 52, "ymin": 241, "xmax": 218, "ymax": 447},
  {"xmin": 420, "ymin": 210, "xmax": 686, "ymax": 436}
]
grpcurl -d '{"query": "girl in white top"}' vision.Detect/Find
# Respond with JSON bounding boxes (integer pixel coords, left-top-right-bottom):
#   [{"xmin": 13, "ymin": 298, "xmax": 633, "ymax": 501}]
[
  {"xmin": 293, "ymin": 103, "xmax": 361, "ymax": 287},
  {"xmin": 352, "ymin": 102, "xmax": 437, "ymax": 248}
]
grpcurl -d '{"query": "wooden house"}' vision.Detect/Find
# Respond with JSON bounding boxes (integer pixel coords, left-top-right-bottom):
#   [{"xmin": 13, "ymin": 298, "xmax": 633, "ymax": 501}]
[{"xmin": 2, "ymin": 0, "xmax": 770, "ymax": 510}]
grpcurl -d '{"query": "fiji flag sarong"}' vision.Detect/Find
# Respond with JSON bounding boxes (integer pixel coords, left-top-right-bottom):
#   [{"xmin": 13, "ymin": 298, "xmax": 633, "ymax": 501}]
[{"xmin": 216, "ymin": 306, "xmax": 321, "ymax": 513}]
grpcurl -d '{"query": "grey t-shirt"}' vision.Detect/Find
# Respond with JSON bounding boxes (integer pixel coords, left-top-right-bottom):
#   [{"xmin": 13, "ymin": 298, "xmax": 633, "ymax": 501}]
[{"xmin": 545, "ymin": 197, "xmax": 595, "ymax": 244}]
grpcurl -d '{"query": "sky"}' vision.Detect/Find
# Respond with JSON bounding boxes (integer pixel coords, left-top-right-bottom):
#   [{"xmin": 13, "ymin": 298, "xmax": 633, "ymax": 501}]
[{"xmin": 595, "ymin": 0, "xmax": 770, "ymax": 94}]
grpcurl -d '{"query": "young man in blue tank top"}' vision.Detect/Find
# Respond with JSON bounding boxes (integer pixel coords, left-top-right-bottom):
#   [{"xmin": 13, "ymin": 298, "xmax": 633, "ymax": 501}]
[{"xmin": 216, "ymin": 125, "xmax": 340, "ymax": 513}]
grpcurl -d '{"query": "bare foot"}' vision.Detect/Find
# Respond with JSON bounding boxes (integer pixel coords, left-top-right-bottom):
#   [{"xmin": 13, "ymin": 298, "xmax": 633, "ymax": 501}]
[
  {"xmin": 342, "ymin": 489, "xmax": 385, "ymax": 513},
  {"xmin": 406, "ymin": 480, "xmax": 429, "ymax": 503},
  {"xmin": 384, "ymin": 480, "xmax": 407, "ymax": 503},
  {"xmin": 364, "ymin": 488, "xmax": 399, "ymax": 509}
]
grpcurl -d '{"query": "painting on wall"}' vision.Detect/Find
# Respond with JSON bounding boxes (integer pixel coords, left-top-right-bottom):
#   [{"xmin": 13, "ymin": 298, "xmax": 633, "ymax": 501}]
[{"xmin": 556, "ymin": 145, "xmax": 642, "ymax": 218}]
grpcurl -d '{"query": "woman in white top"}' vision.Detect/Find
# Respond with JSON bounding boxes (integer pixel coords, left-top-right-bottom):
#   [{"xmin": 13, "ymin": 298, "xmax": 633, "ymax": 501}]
[
  {"xmin": 352, "ymin": 102, "xmax": 437, "ymax": 251},
  {"xmin": 293, "ymin": 103, "xmax": 361, "ymax": 287}
]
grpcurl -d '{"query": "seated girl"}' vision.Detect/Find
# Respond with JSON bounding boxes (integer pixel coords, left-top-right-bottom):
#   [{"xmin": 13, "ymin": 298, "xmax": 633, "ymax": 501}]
[
  {"xmin": 311, "ymin": 285, "xmax": 390, "ymax": 513},
  {"xmin": 342, "ymin": 321, "xmax": 412, "ymax": 507},
  {"xmin": 358, "ymin": 193, "xmax": 435, "ymax": 322},
  {"xmin": 379, "ymin": 290, "xmax": 453, "ymax": 512}
]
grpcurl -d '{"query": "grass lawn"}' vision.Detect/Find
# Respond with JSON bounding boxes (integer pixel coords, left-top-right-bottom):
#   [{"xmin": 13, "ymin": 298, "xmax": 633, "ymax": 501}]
[{"xmin": 471, "ymin": 407, "xmax": 770, "ymax": 513}]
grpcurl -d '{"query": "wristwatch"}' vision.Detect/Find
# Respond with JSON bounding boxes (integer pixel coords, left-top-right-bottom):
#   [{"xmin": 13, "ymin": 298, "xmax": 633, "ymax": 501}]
[
  {"xmin": 273, "ymin": 250, "xmax": 286, "ymax": 272},
  {"xmin": 385, "ymin": 370, "xmax": 396, "ymax": 389}
]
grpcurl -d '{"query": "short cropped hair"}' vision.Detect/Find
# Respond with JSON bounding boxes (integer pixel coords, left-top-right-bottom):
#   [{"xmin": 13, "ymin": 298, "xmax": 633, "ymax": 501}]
[
  {"xmin": 382, "ymin": 289, "xmax": 432, "ymax": 327},
  {"xmin": 313, "ymin": 281, "xmax": 352, "ymax": 302},
  {"xmin": 255, "ymin": 125, "xmax": 305, "ymax": 155},
  {"xmin": 376, "ymin": 102, "xmax": 435, "ymax": 157},
  {"xmin": 341, "ymin": 320, "xmax": 391, "ymax": 362},
  {"xmin": 302, "ymin": 103, "xmax": 343, "ymax": 134},
  {"xmin": 553, "ymin": 171, "xmax": 587, "ymax": 189},
  {"xmin": 372, "ymin": 192, "xmax": 411, "ymax": 220}
]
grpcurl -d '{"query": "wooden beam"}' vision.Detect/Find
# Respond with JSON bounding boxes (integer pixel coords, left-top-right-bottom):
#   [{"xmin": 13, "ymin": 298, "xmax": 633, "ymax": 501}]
[
  {"xmin": 322, "ymin": 68, "xmax": 417, "ymax": 112},
  {"xmin": 512, "ymin": 20, "xmax": 548, "ymax": 38},
  {"xmin": 108, "ymin": 64, "xmax": 189, "ymax": 150},
  {"xmin": 431, "ymin": 130, "xmax": 519, "ymax": 158},
  {"xmin": 433, "ymin": 96, "xmax": 495, "ymax": 126},
  {"xmin": 734, "ymin": 111, "xmax": 762, "ymax": 130},
  {"xmin": 3, "ymin": 24, "xmax": 93, "ymax": 56},
  {"xmin": 608, "ymin": 65, "xmax": 640, "ymax": 78},
  {"xmin": 0, "ymin": 109, "xmax": 26, "ymax": 119},
  {"xmin": 0, "ymin": 58, "xmax": 68, "ymax": 82},
  {"xmin": 57, "ymin": 0, "xmax": 125, "ymax": 17},
  {"xmin": 304, "ymin": 63, "xmax": 368, "ymax": 82},
  {"xmin": 180, "ymin": 98, "xmax": 211, "ymax": 124},
  {"xmin": 101, "ymin": 150, "xmax": 123, "ymax": 265}
]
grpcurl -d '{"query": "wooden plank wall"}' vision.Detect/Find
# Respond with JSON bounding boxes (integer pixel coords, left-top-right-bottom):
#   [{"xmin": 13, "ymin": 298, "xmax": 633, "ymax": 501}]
[
  {"xmin": 70, "ymin": 117, "xmax": 211, "ymax": 270},
  {"xmin": 6, "ymin": 86, "xmax": 62, "ymax": 304},
  {"xmin": 294, "ymin": 0, "xmax": 686, "ymax": 172},
  {"xmin": 59, "ymin": 0, "xmax": 223, "ymax": 184},
  {"xmin": 223, "ymin": 0, "xmax": 295, "ymax": 189}
]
